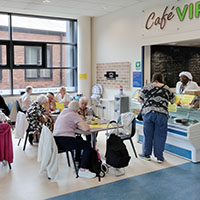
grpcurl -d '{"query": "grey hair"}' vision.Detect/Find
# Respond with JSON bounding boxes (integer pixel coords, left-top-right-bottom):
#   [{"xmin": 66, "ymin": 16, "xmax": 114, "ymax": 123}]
[
  {"xmin": 68, "ymin": 101, "xmax": 79, "ymax": 112},
  {"xmin": 26, "ymin": 85, "xmax": 33, "ymax": 92},
  {"xmin": 79, "ymin": 96, "xmax": 88, "ymax": 104},
  {"xmin": 36, "ymin": 94, "xmax": 48, "ymax": 105}
]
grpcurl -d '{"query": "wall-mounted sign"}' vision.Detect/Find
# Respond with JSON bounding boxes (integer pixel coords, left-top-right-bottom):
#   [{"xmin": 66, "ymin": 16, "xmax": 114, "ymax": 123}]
[
  {"xmin": 79, "ymin": 73, "xmax": 87, "ymax": 80},
  {"xmin": 133, "ymin": 72, "xmax": 142, "ymax": 88},
  {"xmin": 104, "ymin": 71, "xmax": 119, "ymax": 80},
  {"xmin": 135, "ymin": 61, "xmax": 141, "ymax": 71},
  {"xmin": 145, "ymin": 1, "xmax": 200, "ymax": 30}
]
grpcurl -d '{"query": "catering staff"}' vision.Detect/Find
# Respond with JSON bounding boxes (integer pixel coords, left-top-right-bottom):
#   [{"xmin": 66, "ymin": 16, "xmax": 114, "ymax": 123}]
[{"xmin": 176, "ymin": 71, "xmax": 199, "ymax": 94}]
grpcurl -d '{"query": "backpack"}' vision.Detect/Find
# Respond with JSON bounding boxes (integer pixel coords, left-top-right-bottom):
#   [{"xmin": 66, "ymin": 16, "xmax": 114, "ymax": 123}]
[
  {"xmin": 105, "ymin": 134, "xmax": 131, "ymax": 168},
  {"xmin": 88, "ymin": 148, "xmax": 105, "ymax": 181}
]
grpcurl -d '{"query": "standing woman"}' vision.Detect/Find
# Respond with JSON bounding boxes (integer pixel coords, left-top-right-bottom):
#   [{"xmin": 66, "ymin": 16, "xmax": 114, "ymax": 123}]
[{"xmin": 138, "ymin": 73, "xmax": 175, "ymax": 163}]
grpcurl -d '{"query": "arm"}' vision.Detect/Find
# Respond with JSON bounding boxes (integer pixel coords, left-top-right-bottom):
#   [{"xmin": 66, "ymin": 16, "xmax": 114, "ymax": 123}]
[
  {"xmin": 77, "ymin": 120, "xmax": 90, "ymax": 132},
  {"xmin": 23, "ymin": 97, "xmax": 29, "ymax": 110}
]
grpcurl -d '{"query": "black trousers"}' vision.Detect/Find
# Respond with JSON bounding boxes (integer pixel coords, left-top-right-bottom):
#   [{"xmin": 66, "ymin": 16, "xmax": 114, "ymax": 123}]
[{"xmin": 54, "ymin": 136, "xmax": 92, "ymax": 169}]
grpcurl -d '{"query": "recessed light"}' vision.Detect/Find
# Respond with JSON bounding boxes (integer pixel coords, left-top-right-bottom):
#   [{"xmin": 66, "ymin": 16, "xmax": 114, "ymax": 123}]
[{"xmin": 43, "ymin": 0, "xmax": 51, "ymax": 3}]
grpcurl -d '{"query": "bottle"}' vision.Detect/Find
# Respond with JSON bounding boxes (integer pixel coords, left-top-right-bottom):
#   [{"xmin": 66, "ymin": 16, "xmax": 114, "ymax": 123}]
[{"xmin": 119, "ymin": 85, "xmax": 123, "ymax": 95}]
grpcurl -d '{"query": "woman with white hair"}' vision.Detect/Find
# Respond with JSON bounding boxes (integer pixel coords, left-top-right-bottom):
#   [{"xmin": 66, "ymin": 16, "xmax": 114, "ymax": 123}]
[
  {"xmin": 176, "ymin": 71, "xmax": 199, "ymax": 94},
  {"xmin": 26, "ymin": 94, "xmax": 52, "ymax": 145},
  {"xmin": 55, "ymin": 86, "xmax": 70, "ymax": 107},
  {"xmin": 53, "ymin": 101, "xmax": 96, "ymax": 179},
  {"xmin": 20, "ymin": 85, "xmax": 33, "ymax": 112},
  {"xmin": 78, "ymin": 97, "xmax": 92, "ymax": 120}
]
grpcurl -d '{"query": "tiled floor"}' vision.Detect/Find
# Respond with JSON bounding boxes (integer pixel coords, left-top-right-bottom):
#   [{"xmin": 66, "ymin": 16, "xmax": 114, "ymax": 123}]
[{"xmin": 0, "ymin": 131, "xmax": 188, "ymax": 200}]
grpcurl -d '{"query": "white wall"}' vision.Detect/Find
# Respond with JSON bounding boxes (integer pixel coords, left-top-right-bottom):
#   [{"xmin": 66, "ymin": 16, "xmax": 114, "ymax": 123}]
[{"xmin": 91, "ymin": 0, "xmax": 200, "ymax": 119}]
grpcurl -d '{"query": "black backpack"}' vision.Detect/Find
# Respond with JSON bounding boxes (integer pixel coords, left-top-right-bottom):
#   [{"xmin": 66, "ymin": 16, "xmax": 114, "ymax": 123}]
[
  {"xmin": 88, "ymin": 148, "xmax": 105, "ymax": 181},
  {"xmin": 105, "ymin": 134, "xmax": 131, "ymax": 168}
]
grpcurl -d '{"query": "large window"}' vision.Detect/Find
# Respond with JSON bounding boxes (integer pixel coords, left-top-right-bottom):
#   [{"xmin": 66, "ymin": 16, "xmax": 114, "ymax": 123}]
[{"xmin": 0, "ymin": 13, "xmax": 77, "ymax": 95}]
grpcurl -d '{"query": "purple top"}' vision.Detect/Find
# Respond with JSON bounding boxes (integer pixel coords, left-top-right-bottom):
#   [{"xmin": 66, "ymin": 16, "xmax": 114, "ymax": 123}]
[{"xmin": 53, "ymin": 108, "xmax": 81, "ymax": 138}]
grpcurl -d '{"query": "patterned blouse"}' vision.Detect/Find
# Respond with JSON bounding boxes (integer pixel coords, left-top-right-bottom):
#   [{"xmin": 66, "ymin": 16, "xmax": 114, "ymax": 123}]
[
  {"xmin": 139, "ymin": 83, "xmax": 175, "ymax": 116},
  {"xmin": 26, "ymin": 101, "xmax": 47, "ymax": 132}
]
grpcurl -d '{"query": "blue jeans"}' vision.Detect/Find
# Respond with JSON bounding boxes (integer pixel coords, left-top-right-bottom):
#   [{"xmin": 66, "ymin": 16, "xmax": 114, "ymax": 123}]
[{"xmin": 142, "ymin": 111, "xmax": 168, "ymax": 160}]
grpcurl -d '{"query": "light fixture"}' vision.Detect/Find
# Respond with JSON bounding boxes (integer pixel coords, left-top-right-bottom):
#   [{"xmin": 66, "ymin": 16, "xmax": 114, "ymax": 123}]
[{"xmin": 43, "ymin": 0, "xmax": 51, "ymax": 3}]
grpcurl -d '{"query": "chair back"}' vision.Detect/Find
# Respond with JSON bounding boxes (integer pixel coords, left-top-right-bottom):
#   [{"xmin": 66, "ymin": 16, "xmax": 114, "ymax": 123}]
[
  {"xmin": 130, "ymin": 118, "xmax": 136, "ymax": 138},
  {"xmin": 15, "ymin": 100, "xmax": 23, "ymax": 112},
  {"xmin": 7, "ymin": 101, "xmax": 13, "ymax": 114}
]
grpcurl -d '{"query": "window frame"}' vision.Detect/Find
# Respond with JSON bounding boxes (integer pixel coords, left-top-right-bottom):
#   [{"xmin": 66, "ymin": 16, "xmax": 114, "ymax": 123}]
[
  {"xmin": 24, "ymin": 46, "xmax": 53, "ymax": 80},
  {"xmin": 0, "ymin": 13, "xmax": 77, "ymax": 95}
]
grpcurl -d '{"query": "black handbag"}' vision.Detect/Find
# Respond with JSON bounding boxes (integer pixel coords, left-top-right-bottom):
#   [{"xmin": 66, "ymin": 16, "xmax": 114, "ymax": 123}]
[{"xmin": 137, "ymin": 84, "xmax": 165, "ymax": 121}]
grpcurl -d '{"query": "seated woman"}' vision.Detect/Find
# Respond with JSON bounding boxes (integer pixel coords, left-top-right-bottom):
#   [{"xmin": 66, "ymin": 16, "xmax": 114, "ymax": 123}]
[
  {"xmin": 20, "ymin": 86, "xmax": 33, "ymax": 112},
  {"xmin": 55, "ymin": 86, "xmax": 70, "ymax": 107},
  {"xmin": 26, "ymin": 95, "xmax": 53, "ymax": 145},
  {"xmin": 44, "ymin": 92, "xmax": 56, "ymax": 113},
  {"xmin": 0, "ymin": 95, "xmax": 10, "ymax": 116},
  {"xmin": 78, "ymin": 97, "xmax": 92, "ymax": 120},
  {"xmin": 78, "ymin": 97, "xmax": 95, "ymax": 142},
  {"xmin": 53, "ymin": 101, "xmax": 96, "ymax": 179}
]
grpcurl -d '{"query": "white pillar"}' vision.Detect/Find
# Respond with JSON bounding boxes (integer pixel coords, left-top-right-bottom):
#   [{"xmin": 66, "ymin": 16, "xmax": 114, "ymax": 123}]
[{"xmin": 78, "ymin": 16, "xmax": 91, "ymax": 98}]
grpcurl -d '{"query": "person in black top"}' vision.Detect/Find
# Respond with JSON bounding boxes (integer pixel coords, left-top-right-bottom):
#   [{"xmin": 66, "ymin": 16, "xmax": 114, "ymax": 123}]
[{"xmin": 0, "ymin": 95, "xmax": 10, "ymax": 116}]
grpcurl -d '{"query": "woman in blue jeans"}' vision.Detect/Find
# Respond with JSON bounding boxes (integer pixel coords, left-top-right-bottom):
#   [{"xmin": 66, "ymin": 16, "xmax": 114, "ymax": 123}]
[{"xmin": 138, "ymin": 73, "xmax": 175, "ymax": 163}]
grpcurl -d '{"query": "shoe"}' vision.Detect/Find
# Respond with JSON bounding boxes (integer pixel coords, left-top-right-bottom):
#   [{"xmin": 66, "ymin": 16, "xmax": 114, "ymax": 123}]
[
  {"xmin": 139, "ymin": 154, "xmax": 151, "ymax": 161},
  {"xmin": 157, "ymin": 158, "xmax": 164, "ymax": 164},
  {"xmin": 28, "ymin": 134, "xmax": 34, "ymax": 145},
  {"xmin": 78, "ymin": 169, "xmax": 96, "ymax": 178}
]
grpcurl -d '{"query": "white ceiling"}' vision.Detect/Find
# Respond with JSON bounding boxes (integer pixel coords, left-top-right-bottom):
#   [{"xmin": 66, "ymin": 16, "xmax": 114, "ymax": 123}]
[{"xmin": 0, "ymin": 0, "xmax": 147, "ymax": 18}]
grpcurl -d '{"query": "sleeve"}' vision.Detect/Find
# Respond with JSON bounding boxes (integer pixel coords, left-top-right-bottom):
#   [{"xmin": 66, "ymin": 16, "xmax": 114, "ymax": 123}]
[
  {"xmin": 139, "ymin": 86, "xmax": 148, "ymax": 101},
  {"xmin": 168, "ymin": 89, "xmax": 175, "ymax": 104},
  {"xmin": 0, "ymin": 95, "xmax": 10, "ymax": 116},
  {"xmin": 176, "ymin": 82, "xmax": 181, "ymax": 94},
  {"xmin": 64, "ymin": 93, "xmax": 70, "ymax": 102},
  {"xmin": 73, "ymin": 112, "xmax": 82, "ymax": 124}
]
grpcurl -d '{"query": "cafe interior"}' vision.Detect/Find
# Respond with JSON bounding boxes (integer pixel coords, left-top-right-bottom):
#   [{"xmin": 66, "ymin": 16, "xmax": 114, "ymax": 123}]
[{"xmin": 1, "ymin": 0, "xmax": 200, "ymax": 200}]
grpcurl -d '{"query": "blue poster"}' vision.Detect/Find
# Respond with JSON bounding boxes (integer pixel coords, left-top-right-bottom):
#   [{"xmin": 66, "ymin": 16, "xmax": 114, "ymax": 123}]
[{"xmin": 133, "ymin": 72, "xmax": 142, "ymax": 88}]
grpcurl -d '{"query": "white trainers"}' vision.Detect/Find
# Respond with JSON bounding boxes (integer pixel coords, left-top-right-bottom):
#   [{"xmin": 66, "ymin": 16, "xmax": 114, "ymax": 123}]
[{"xmin": 78, "ymin": 169, "xmax": 96, "ymax": 178}]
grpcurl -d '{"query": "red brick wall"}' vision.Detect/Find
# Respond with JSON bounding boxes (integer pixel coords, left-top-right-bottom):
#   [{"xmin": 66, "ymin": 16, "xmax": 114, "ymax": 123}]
[{"xmin": 0, "ymin": 30, "xmax": 68, "ymax": 90}]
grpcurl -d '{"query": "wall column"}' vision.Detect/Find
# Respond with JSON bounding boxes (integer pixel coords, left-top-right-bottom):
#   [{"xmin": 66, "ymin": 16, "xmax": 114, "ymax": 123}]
[{"xmin": 78, "ymin": 16, "xmax": 91, "ymax": 98}]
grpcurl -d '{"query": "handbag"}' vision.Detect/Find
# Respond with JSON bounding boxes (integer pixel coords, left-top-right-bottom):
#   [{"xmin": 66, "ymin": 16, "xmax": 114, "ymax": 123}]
[{"xmin": 137, "ymin": 84, "xmax": 165, "ymax": 121}]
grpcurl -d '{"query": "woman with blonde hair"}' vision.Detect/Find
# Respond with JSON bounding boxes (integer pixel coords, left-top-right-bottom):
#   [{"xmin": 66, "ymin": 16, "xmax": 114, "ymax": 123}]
[{"xmin": 56, "ymin": 86, "xmax": 70, "ymax": 107}]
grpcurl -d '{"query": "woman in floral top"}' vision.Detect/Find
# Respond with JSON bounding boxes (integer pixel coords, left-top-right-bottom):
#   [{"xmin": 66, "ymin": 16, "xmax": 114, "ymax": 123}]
[
  {"xmin": 26, "ymin": 95, "xmax": 53, "ymax": 145},
  {"xmin": 138, "ymin": 72, "xmax": 175, "ymax": 163}
]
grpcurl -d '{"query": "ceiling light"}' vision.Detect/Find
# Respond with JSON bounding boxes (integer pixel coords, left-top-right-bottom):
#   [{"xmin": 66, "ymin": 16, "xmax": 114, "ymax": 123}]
[{"xmin": 43, "ymin": 0, "xmax": 51, "ymax": 3}]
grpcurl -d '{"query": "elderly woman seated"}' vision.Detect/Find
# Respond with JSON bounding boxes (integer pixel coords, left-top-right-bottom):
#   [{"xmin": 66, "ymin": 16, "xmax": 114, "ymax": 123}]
[
  {"xmin": 55, "ymin": 86, "xmax": 70, "ymax": 107},
  {"xmin": 53, "ymin": 101, "xmax": 96, "ymax": 179},
  {"xmin": 26, "ymin": 95, "xmax": 53, "ymax": 145},
  {"xmin": 78, "ymin": 96, "xmax": 96, "ymax": 142},
  {"xmin": 43, "ymin": 92, "xmax": 56, "ymax": 113}
]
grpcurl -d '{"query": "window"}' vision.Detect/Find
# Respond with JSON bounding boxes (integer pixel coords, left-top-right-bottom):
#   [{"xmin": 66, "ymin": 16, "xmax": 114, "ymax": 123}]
[
  {"xmin": 0, "ymin": 13, "xmax": 77, "ymax": 95},
  {"xmin": 25, "ymin": 46, "xmax": 52, "ymax": 80}
]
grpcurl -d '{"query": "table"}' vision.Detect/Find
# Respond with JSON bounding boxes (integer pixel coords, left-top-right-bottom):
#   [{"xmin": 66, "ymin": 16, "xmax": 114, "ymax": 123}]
[{"xmin": 75, "ymin": 122, "xmax": 123, "ymax": 148}]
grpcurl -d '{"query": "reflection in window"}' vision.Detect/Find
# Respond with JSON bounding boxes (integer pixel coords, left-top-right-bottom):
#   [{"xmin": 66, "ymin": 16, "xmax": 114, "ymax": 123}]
[{"xmin": 25, "ymin": 47, "xmax": 52, "ymax": 80}]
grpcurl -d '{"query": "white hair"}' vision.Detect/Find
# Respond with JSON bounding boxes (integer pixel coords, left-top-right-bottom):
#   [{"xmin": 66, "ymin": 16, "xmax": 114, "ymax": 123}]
[
  {"xmin": 79, "ymin": 96, "xmax": 88, "ymax": 104},
  {"xmin": 26, "ymin": 85, "xmax": 33, "ymax": 92},
  {"xmin": 68, "ymin": 101, "xmax": 79, "ymax": 112},
  {"xmin": 36, "ymin": 94, "xmax": 48, "ymax": 105}
]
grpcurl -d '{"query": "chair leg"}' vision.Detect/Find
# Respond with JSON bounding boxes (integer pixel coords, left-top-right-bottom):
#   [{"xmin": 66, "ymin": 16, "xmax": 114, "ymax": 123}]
[
  {"xmin": 23, "ymin": 131, "xmax": 29, "ymax": 151},
  {"xmin": 70, "ymin": 151, "xmax": 79, "ymax": 178},
  {"xmin": 18, "ymin": 138, "xmax": 21, "ymax": 146},
  {"xmin": 66, "ymin": 151, "xmax": 71, "ymax": 167},
  {"xmin": 130, "ymin": 138, "xmax": 137, "ymax": 158},
  {"xmin": 8, "ymin": 162, "xmax": 12, "ymax": 170}
]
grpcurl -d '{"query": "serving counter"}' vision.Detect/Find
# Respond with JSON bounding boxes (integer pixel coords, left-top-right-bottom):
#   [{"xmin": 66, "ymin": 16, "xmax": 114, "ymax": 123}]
[{"xmin": 136, "ymin": 107, "xmax": 200, "ymax": 163}]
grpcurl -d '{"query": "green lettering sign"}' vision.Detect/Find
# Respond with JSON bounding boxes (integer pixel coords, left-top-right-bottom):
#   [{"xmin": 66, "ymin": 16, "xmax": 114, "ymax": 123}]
[{"xmin": 176, "ymin": 5, "xmax": 188, "ymax": 21}]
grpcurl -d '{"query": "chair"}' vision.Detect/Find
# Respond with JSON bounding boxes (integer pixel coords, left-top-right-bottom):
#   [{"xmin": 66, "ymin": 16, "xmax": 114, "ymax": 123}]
[
  {"xmin": 7, "ymin": 101, "xmax": 14, "ymax": 130},
  {"xmin": 7, "ymin": 101, "xmax": 13, "ymax": 115},
  {"xmin": 119, "ymin": 118, "xmax": 137, "ymax": 158},
  {"xmin": 15, "ymin": 100, "xmax": 23, "ymax": 113},
  {"xmin": 57, "ymin": 149, "xmax": 79, "ymax": 178}
]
